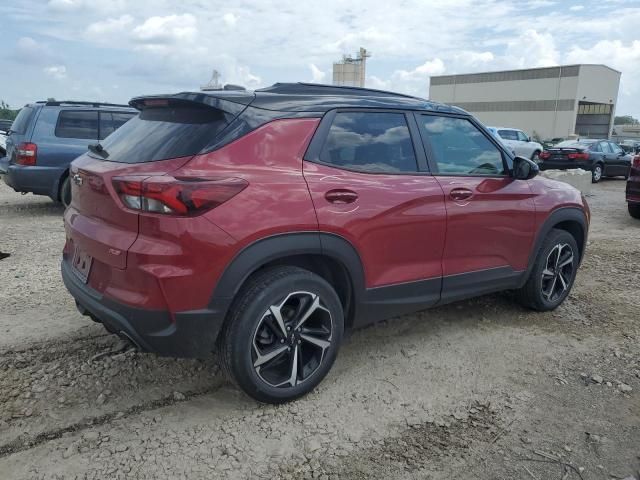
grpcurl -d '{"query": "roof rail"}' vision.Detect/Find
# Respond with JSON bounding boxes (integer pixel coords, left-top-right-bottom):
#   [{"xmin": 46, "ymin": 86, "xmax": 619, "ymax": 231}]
[
  {"xmin": 256, "ymin": 82, "xmax": 421, "ymax": 100},
  {"xmin": 41, "ymin": 100, "xmax": 131, "ymax": 108}
]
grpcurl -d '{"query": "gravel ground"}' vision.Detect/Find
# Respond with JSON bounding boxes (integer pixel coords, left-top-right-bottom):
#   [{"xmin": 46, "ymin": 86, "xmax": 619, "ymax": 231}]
[{"xmin": 0, "ymin": 179, "xmax": 638, "ymax": 480}]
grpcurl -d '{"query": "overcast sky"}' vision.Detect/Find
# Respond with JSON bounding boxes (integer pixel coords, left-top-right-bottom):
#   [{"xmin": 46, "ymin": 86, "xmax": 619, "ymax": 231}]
[{"xmin": 2, "ymin": 0, "xmax": 640, "ymax": 118}]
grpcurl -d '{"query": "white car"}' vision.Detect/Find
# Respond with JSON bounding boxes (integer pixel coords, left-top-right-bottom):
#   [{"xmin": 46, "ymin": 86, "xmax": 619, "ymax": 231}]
[
  {"xmin": 487, "ymin": 127, "xmax": 544, "ymax": 161},
  {"xmin": 0, "ymin": 130, "xmax": 7, "ymax": 157}
]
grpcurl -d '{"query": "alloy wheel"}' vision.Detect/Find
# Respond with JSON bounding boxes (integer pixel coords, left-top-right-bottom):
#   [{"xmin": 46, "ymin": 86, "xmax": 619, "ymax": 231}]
[
  {"xmin": 252, "ymin": 291, "xmax": 333, "ymax": 388},
  {"xmin": 593, "ymin": 165, "xmax": 602, "ymax": 182},
  {"xmin": 541, "ymin": 243, "xmax": 575, "ymax": 302}
]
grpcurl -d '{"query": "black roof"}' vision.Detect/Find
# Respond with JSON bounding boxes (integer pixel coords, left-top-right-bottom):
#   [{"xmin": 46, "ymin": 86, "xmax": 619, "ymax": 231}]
[{"xmin": 131, "ymin": 83, "xmax": 465, "ymax": 115}]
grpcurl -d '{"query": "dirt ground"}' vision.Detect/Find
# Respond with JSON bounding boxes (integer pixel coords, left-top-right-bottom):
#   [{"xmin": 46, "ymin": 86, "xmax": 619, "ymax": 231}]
[{"xmin": 0, "ymin": 179, "xmax": 638, "ymax": 480}]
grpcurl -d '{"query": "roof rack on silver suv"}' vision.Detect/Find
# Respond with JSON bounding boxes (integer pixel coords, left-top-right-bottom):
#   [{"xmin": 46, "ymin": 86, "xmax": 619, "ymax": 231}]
[{"xmin": 38, "ymin": 100, "xmax": 131, "ymax": 108}]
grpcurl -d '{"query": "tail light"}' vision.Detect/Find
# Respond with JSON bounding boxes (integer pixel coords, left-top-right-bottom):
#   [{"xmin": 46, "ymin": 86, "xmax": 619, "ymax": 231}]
[
  {"xmin": 539, "ymin": 151, "xmax": 551, "ymax": 160},
  {"xmin": 112, "ymin": 175, "xmax": 248, "ymax": 216},
  {"xmin": 16, "ymin": 142, "xmax": 37, "ymax": 165},
  {"xmin": 633, "ymin": 155, "xmax": 640, "ymax": 168},
  {"xmin": 567, "ymin": 152, "xmax": 589, "ymax": 160}
]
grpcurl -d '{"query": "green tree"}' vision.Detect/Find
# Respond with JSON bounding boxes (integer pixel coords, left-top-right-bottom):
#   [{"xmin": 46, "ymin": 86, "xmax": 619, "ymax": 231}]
[
  {"xmin": 614, "ymin": 115, "xmax": 640, "ymax": 125},
  {"xmin": 0, "ymin": 100, "xmax": 19, "ymax": 121}
]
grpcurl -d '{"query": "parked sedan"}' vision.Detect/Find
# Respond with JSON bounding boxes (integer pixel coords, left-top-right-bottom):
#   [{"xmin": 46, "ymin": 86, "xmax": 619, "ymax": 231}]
[
  {"xmin": 539, "ymin": 139, "xmax": 632, "ymax": 183},
  {"xmin": 627, "ymin": 154, "xmax": 640, "ymax": 219}
]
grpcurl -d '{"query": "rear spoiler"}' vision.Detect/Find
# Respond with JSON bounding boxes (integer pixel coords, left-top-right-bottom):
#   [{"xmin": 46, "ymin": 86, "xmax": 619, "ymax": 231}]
[{"xmin": 128, "ymin": 91, "xmax": 256, "ymax": 117}]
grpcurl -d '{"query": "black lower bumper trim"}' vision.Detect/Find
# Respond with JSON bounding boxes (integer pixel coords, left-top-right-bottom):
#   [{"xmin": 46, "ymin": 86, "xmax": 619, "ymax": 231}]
[{"xmin": 61, "ymin": 260, "xmax": 230, "ymax": 358}]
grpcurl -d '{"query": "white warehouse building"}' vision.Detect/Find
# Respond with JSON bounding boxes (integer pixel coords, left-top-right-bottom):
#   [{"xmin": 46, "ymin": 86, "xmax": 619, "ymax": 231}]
[{"xmin": 429, "ymin": 64, "xmax": 621, "ymax": 140}]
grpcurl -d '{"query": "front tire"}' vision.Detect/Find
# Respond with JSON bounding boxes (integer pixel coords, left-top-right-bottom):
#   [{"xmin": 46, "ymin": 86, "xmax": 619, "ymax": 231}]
[
  {"xmin": 531, "ymin": 150, "xmax": 541, "ymax": 162},
  {"xmin": 218, "ymin": 266, "xmax": 344, "ymax": 404},
  {"xmin": 629, "ymin": 203, "xmax": 640, "ymax": 219},
  {"xmin": 516, "ymin": 229, "xmax": 579, "ymax": 311},
  {"xmin": 592, "ymin": 163, "xmax": 603, "ymax": 183}
]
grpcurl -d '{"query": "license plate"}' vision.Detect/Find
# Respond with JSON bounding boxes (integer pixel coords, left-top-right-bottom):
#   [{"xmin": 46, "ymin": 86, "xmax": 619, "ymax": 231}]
[{"xmin": 72, "ymin": 247, "xmax": 93, "ymax": 284}]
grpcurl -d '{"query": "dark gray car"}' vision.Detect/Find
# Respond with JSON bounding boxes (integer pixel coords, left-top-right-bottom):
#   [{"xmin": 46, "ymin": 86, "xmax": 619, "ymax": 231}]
[
  {"xmin": 539, "ymin": 139, "xmax": 632, "ymax": 183},
  {"xmin": 3, "ymin": 101, "xmax": 136, "ymax": 206}
]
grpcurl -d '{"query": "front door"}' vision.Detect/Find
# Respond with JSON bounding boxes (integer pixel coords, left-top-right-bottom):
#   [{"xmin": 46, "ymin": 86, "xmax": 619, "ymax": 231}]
[
  {"xmin": 414, "ymin": 113, "xmax": 537, "ymax": 303},
  {"xmin": 303, "ymin": 110, "xmax": 447, "ymax": 321}
]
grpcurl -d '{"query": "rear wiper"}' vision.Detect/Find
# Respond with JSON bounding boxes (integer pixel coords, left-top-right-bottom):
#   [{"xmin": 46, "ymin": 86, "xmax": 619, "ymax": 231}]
[{"xmin": 88, "ymin": 143, "xmax": 109, "ymax": 158}]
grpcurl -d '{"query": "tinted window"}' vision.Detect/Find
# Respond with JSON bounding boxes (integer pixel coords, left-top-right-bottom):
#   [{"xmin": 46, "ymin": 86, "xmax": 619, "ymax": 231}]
[
  {"xmin": 99, "ymin": 112, "xmax": 136, "ymax": 140},
  {"xmin": 516, "ymin": 131, "xmax": 529, "ymax": 142},
  {"xmin": 419, "ymin": 116, "xmax": 506, "ymax": 175},
  {"xmin": 11, "ymin": 106, "xmax": 35, "ymax": 134},
  {"xmin": 97, "ymin": 105, "xmax": 228, "ymax": 163},
  {"xmin": 498, "ymin": 129, "xmax": 518, "ymax": 141},
  {"xmin": 600, "ymin": 142, "xmax": 612, "ymax": 153},
  {"xmin": 610, "ymin": 142, "xmax": 623, "ymax": 154},
  {"xmin": 319, "ymin": 112, "xmax": 417, "ymax": 173},
  {"xmin": 55, "ymin": 111, "xmax": 99, "ymax": 139},
  {"xmin": 589, "ymin": 142, "xmax": 601, "ymax": 152}
]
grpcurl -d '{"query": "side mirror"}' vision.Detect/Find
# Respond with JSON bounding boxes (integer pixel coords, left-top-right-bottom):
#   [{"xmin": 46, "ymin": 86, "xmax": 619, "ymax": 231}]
[{"xmin": 513, "ymin": 156, "xmax": 539, "ymax": 180}]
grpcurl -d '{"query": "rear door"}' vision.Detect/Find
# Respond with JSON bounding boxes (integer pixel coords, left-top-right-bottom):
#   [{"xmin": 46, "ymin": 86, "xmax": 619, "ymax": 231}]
[
  {"xmin": 66, "ymin": 100, "xmax": 232, "ymax": 269},
  {"xmin": 303, "ymin": 110, "xmax": 446, "ymax": 304},
  {"xmin": 415, "ymin": 113, "xmax": 536, "ymax": 302}
]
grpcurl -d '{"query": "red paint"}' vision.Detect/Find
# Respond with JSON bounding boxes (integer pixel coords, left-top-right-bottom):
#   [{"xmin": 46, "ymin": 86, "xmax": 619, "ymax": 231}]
[{"xmin": 63, "ymin": 116, "xmax": 590, "ymax": 320}]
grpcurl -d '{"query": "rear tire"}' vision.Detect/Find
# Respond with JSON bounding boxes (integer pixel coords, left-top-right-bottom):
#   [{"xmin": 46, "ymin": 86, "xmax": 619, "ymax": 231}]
[
  {"xmin": 591, "ymin": 164, "xmax": 603, "ymax": 183},
  {"xmin": 217, "ymin": 266, "xmax": 344, "ymax": 404},
  {"xmin": 516, "ymin": 229, "xmax": 579, "ymax": 311},
  {"xmin": 629, "ymin": 203, "xmax": 640, "ymax": 219},
  {"xmin": 60, "ymin": 176, "xmax": 71, "ymax": 208}
]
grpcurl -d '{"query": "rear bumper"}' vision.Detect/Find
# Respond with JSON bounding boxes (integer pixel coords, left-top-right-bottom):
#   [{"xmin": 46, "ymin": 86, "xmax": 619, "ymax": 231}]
[
  {"xmin": 539, "ymin": 160, "xmax": 592, "ymax": 171},
  {"xmin": 61, "ymin": 259, "xmax": 230, "ymax": 358},
  {"xmin": 4, "ymin": 164, "xmax": 65, "ymax": 199}
]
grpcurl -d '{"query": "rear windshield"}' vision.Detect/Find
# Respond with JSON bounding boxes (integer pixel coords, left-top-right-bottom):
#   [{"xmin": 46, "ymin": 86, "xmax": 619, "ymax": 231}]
[
  {"xmin": 555, "ymin": 141, "xmax": 589, "ymax": 148},
  {"xmin": 11, "ymin": 106, "xmax": 35, "ymax": 134},
  {"xmin": 97, "ymin": 105, "xmax": 228, "ymax": 163}
]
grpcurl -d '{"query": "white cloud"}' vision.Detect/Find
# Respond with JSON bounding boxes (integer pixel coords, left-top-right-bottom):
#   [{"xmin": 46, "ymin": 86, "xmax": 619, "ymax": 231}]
[
  {"xmin": 505, "ymin": 29, "xmax": 559, "ymax": 68},
  {"xmin": 309, "ymin": 64, "xmax": 327, "ymax": 83},
  {"xmin": 132, "ymin": 14, "xmax": 197, "ymax": 46},
  {"xmin": 86, "ymin": 15, "xmax": 133, "ymax": 37},
  {"xmin": 570, "ymin": 5, "xmax": 584, "ymax": 11},
  {"xmin": 44, "ymin": 65, "xmax": 67, "ymax": 80},
  {"xmin": 222, "ymin": 13, "xmax": 238, "ymax": 28}
]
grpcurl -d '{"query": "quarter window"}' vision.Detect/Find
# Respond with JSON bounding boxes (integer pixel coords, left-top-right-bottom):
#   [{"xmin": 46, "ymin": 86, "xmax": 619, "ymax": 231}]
[
  {"xmin": 419, "ymin": 115, "xmax": 506, "ymax": 175},
  {"xmin": 319, "ymin": 112, "xmax": 418, "ymax": 173},
  {"xmin": 55, "ymin": 111, "xmax": 99, "ymax": 139},
  {"xmin": 498, "ymin": 129, "xmax": 518, "ymax": 141}
]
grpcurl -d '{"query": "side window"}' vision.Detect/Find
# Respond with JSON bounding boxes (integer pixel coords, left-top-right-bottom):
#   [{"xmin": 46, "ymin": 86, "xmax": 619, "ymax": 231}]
[
  {"xmin": 600, "ymin": 142, "xmax": 612, "ymax": 153},
  {"xmin": 498, "ymin": 129, "xmax": 518, "ymax": 141},
  {"xmin": 419, "ymin": 115, "xmax": 506, "ymax": 176},
  {"xmin": 590, "ymin": 142, "xmax": 601, "ymax": 152},
  {"xmin": 516, "ymin": 131, "xmax": 529, "ymax": 142},
  {"xmin": 319, "ymin": 112, "xmax": 418, "ymax": 173},
  {"xmin": 610, "ymin": 143, "xmax": 623, "ymax": 154},
  {"xmin": 99, "ymin": 112, "xmax": 136, "ymax": 140},
  {"xmin": 55, "ymin": 111, "xmax": 99, "ymax": 139}
]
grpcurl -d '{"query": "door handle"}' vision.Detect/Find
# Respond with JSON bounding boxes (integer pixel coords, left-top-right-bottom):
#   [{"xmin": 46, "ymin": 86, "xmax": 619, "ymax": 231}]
[
  {"xmin": 449, "ymin": 188, "xmax": 473, "ymax": 201},
  {"xmin": 325, "ymin": 189, "xmax": 358, "ymax": 204}
]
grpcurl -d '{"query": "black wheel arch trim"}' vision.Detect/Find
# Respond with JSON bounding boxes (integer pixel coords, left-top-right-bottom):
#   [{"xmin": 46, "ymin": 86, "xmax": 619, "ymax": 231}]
[
  {"xmin": 522, "ymin": 207, "xmax": 588, "ymax": 287},
  {"xmin": 209, "ymin": 231, "xmax": 366, "ymax": 309}
]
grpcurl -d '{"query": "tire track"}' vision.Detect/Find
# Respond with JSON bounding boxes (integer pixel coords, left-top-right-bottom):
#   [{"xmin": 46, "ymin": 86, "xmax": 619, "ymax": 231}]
[{"xmin": 0, "ymin": 382, "xmax": 225, "ymax": 458}]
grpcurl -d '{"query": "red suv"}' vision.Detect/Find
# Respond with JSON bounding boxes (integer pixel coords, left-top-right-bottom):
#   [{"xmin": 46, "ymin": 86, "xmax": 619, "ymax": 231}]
[{"xmin": 62, "ymin": 83, "xmax": 590, "ymax": 403}]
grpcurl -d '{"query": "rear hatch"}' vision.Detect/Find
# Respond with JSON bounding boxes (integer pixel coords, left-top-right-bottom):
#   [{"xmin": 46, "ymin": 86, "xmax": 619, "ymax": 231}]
[{"xmin": 66, "ymin": 94, "xmax": 253, "ymax": 269}]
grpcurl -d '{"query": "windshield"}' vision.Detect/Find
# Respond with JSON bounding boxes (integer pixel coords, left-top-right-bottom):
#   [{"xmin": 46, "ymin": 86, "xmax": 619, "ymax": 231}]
[{"xmin": 97, "ymin": 104, "xmax": 229, "ymax": 163}]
